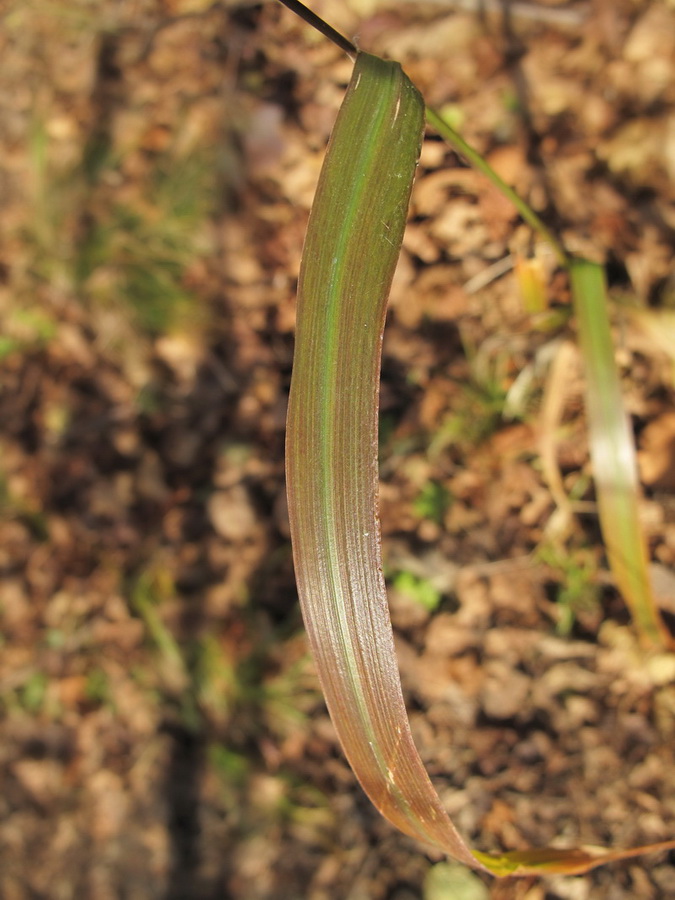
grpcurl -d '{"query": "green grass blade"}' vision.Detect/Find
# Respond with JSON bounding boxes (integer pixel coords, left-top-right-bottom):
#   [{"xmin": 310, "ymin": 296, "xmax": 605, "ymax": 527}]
[
  {"xmin": 286, "ymin": 50, "xmax": 482, "ymax": 869},
  {"xmin": 425, "ymin": 106, "xmax": 568, "ymax": 268},
  {"xmin": 570, "ymin": 259, "xmax": 669, "ymax": 648}
]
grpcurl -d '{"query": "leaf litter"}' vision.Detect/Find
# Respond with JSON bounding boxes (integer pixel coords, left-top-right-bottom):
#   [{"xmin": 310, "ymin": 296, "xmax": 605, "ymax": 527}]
[{"xmin": 0, "ymin": 0, "xmax": 674, "ymax": 897}]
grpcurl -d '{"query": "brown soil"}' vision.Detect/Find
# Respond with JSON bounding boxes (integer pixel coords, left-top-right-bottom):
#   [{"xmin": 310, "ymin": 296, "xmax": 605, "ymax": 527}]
[{"xmin": 0, "ymin": 1, "xmax": 674, "ymax": 898}]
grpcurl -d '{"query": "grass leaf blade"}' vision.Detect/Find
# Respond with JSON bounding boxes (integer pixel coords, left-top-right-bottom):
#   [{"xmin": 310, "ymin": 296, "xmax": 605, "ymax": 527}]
[
  {"xmin": 570, "ymin": 259, "xmax": 669, "ymax": 647},
  {"xmin": 286, "ymin": 51, "xmax": 482, "ymax": 869}
]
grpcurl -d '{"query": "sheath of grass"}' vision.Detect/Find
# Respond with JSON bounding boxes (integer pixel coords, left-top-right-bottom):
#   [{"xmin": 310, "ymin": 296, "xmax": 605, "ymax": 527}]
[
  {"xmin": 570, "ymin": 260, "xmax": 670, "ymax": 648},
  {"xmin": 285, "ymin": 42, "xmax": 675, "ymax": 876}
]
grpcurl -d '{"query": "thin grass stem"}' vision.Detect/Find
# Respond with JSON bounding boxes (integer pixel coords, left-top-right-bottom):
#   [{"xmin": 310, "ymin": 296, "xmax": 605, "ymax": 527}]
[
  {"xmin": 425, "ymin": 106, "xmax": 569, "ymax": 268},
  {"xmin": 277, "ymin": 0, "xmax": 357, "ymax": 58}
]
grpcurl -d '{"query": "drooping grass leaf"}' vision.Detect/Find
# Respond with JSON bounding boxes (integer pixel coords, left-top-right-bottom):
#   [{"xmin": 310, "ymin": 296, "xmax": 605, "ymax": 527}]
[{"xmin": 286, "ymin": 50, "xmax": 481, "ymax": 870}]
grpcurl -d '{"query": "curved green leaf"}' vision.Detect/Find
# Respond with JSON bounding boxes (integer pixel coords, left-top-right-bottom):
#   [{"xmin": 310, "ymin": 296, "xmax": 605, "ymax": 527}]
[{"xmin": 286, "ymin": 50, "xmax": 480, "ymax": 869}]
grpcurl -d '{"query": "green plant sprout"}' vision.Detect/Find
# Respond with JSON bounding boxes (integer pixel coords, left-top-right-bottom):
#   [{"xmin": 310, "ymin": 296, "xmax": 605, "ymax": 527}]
[
  {"xmin": 85, "ymin": 667, "xmax": 112, "ymax": 707},
  {"xmin": 414, "ymin": 481, "xmax": 452, "ymax": 527},
  {"xmin": 19, "ymin": 671, "xmax": 50, "ymax": 715},
  {"xmin": 537, "ymin": 543, "xmax": 601, "ymax": 636},
  {"xmin": 280, "ymin": 0, "xmax": 674, "ymax": 880},
  {"xmin": 392, "ymin": 571, "xmax": 442, "ymax": 614}
]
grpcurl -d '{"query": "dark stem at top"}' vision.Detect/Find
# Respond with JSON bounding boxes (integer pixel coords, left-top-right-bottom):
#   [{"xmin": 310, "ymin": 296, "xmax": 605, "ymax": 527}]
[{"xmin": 277, "ymin": 0, "xmax": 357, "ymax": 58}]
